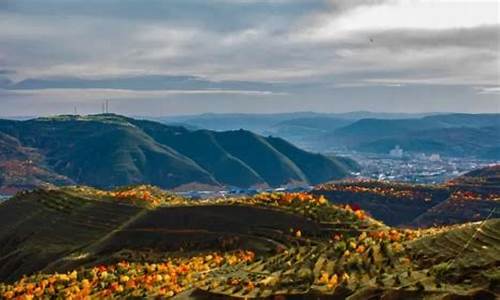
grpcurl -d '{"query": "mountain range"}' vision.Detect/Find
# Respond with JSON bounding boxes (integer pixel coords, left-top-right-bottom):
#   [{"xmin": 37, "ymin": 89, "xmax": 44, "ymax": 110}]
[
  {"xmin": 0, "ymin": 114, "xmax": 355, "ymax": 194},
  {"xmin": 324, "ymin": 114, "xmax": 500, "ymax": 156},
  {"xmin": 152, "ymin": 111, "xmax": 437, "ymax": 135},
  {"xmin": 157, "ymin": 113, "xmax": 500, "ymax": 157}
]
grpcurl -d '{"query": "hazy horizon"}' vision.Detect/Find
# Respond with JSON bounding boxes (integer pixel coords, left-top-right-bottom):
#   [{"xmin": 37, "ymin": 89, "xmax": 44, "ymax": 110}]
[{"xmin": 1, "ymin": 110, "xmax": 497, "ymax": 119}]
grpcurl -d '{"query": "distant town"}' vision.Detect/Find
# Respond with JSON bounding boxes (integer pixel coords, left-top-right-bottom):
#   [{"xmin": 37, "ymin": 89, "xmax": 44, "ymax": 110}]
[
  {"xmin": 341, "ymin": 146, "xmax": 498, "ymax": 184},
  {"xmin": 177, "ymin": 148, "xmax": 498, "ymax": 199},
  {"xmin": 0, "ymin": 148, "xmax": 496, "ymax": 201}
]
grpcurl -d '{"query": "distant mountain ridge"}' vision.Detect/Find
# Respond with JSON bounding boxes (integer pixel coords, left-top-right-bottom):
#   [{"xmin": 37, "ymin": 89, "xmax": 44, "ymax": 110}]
[
  {"xmin": 318, "ymin": 113, "xmax": 500, "ymax": 157},
  {"xmin": 153, "ymin": 111, "xmax": 438, "ymax": 133},
  {"xmin": 148, "ymin": 112, "xmax": 499, "ymax": 156},
  {"xmin": 0, "ymin": 114, "xmax": 355, "ymax": 194},
  {"xmin": 148, "ymin": 111, "xmax": 442, "ymax": 150}
]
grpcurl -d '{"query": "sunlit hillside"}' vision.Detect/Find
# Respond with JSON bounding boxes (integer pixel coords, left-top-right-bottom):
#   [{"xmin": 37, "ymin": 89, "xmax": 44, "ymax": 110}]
[{"xmin": 0, "ymin": 186, "xmax": 498, "ymax": 299}]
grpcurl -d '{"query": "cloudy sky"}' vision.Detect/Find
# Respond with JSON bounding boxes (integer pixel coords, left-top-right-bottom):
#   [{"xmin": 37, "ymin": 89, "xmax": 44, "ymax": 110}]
[{"xmin": 0, "ymin": 0, "xmax": 499, "ymax": 116}]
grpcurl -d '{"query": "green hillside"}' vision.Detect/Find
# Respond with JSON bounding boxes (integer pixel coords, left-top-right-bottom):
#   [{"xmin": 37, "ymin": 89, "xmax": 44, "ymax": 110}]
[
  {"xmin": 131, "ymin": 117, "xmax": 353, "ymax": 187},
  {"xmin": 214, "ymin": 130, "xmax": 309, "ymax": 187},
  {"xmin": 0, "ymin": 117, "xmax": 217, "ymax": 189},
  {"xmin": 266, "ymin": 136, "xmax": 352, "ymax": 184},
  {"xmin": 131, "ymin": 120, "xmax": 266, "ymax": 187},
  {"xmin": 0, "ymin": 115, "xmax": 355, "ymax": 193}
]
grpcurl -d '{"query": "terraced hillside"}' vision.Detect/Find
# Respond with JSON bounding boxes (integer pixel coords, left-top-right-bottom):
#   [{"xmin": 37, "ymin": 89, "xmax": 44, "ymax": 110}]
[
  {"xmin": 0, "ymin": 186, "xmax": 381, "ymax": 283},
  {"xmin": 314, "ymin": 171, "xmax": 500, "ymax": 227},
  {"xmin": 314, "ymin": 181, "xmax": 451, "ymax": 226},
  {"xmin": 0, "ymin": 189, "xmax": 144, "ymax": 281},
  {"xmin": 192, "ymin": 220, "xmax": 500, "ymax": 299},
  {"xmin": 413, "ymin": 166, "xmax": 500, "ymax": 227},
  {"xmin": 0, "ymin": 186, "xmax": 498, "ymax": 299},
  {"xmin": 449, "ymin": 165, "xmax": 500, "ymax": 191}
]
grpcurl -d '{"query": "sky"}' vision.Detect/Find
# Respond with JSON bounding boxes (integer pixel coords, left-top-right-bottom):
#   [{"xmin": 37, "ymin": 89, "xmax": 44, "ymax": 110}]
[{"xmin": 0, "ymin": 0, "xmax": 499, "ymax": 116}]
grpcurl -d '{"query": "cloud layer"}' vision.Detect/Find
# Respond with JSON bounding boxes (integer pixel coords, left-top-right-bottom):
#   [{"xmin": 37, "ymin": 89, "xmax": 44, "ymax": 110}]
[{"xmin": 0, "ymin": 0, "xmax": 498, "ymax": 115}]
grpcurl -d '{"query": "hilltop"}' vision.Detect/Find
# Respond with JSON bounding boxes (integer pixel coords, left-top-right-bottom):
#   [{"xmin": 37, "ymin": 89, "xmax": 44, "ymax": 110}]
[
  {"xmin": 0, "ymin": 114, "xmax": 355, "ymax": 194},
  {"xmin": 0, "ymin": 185, "xmax": 498, "ymax": 299}
]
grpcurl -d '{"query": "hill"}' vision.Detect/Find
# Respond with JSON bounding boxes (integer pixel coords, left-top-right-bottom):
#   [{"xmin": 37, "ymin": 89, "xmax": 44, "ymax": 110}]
[
  {"xmin": 356, "ymin": 126, "xmax": 500, "ymax": 158},
  {"xmin": 0, "ymin": 115, "xmax": 355, "ymax": 193},
  {"xmin": 314, "ymin": 166, "xmax": 500, "ymax": 227},
  {"xmin": 0, "ymin": 186, "xmax": 383, "ymax": 282},
  {"xmin": 155, "ymin": 112, "xmax": 430, "ymax": 132},
  {"xmin": 0, "ymin": 132, "xmax": 73, "ymax": 194},
  {"xmin": 317, "ymin": 113, "xmax": 500, "ymax": 156},
  {"xmin": 314, "ymin": 181, "xmax": 452, "ymax": 226},
  {"xmin": 412, "ymin": 165, "xmax": 500, "ymax": 227},
  {"xmin": 0, "ymin": 186, "xmax": 498, "ymax": 299},
  {"xmin": 450, "ymin": 164, "xmax": 500, "ymax": 188}
]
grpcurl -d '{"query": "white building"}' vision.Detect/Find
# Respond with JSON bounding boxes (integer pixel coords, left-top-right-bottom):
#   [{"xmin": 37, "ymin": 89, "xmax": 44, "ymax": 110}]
[
  {"xmin": 429, "ymin": 153, "xmax": 441, "ymax": 161},
  {"xmin": 389, "ymin": 145, "xmax": 403, "ymax": 158}
]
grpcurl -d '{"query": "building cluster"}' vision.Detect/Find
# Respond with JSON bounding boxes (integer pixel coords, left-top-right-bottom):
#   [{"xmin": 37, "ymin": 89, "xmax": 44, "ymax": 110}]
[{"xmin": 352, "ymin": 152, "xmax": 494, "ymax": 184}]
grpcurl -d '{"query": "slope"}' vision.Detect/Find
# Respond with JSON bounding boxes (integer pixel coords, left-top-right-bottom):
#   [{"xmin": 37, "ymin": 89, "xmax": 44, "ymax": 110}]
[
  {"xmin": 0, "ymin": 186, "xmax": 380, "ymax": 282},
  {"xmin": 412, "ymin": 165, "xmax": 500, "ymax": 226},
  {"xmin": 133, "ymin": 118, "xmax": 355, "ymax": 187},
  {"xmin": 1, "ymin": 186, "xmax": 498, "ymax": 299},
  {"xmin": 0, "ymin": 116, "xmax": 217, "ymax": 189},
  {"xmin": 0, "ymin": 132, "xmax": 73, "ymax": 194},
  {"xmin": 0, "ymin": 115, "xmax": 356, "ymax": 191},
  {"xmin": 213, "ymin": 130, "xmax": 309, "ymax": 187},
  {"xmin": 266, "ymin": 136, "xmax": 352, "ymax": 184},
  {"xmin": 130, "ymin": 119, "xmax": 265, "ymax": 188}
]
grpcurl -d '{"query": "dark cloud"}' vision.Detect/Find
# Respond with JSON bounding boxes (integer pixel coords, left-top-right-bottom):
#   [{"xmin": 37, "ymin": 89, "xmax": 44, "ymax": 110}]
[
  {"xmin": 364, "ymin": 26, "xmax": 500, "ymax": 50},
  {"xmin": 0, "ymin": 70, "xmax": 15, "ymax": 75},
  {"xmin": 0, "ymin": 0, "xmax": 328, "ymax": 32}
]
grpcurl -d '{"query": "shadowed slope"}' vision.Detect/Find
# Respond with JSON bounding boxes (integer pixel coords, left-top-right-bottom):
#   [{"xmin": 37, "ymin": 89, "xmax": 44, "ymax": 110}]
[{"xmin": 0, "ymin": 115, "xmax": 356, "ymax": 191}]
